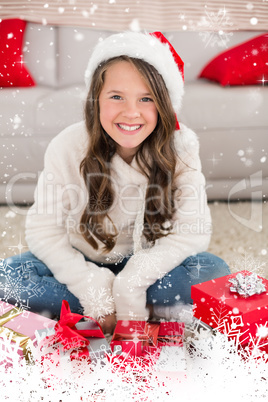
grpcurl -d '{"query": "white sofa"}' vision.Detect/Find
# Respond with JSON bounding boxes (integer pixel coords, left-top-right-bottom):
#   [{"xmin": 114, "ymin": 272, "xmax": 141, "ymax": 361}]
[{"xmin": 1, "ymin": 23, "xmax": 267, "ymax": 204}]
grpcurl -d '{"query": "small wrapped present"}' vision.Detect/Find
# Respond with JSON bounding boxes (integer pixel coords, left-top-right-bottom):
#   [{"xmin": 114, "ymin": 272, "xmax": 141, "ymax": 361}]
[
  {"xmin": 36, "ymin": 300, "xmax": 111, "ymax": 364},
  {"xmin": 110, "ymin": 320, "xmax": 184, "ymax": 357},
  {"xmin": 0, "ymin": 301, "xmax": 55, "ymax": 365},
  {"xmin": 191, "ymin": 270, "xmax": 268, "ymax": 345}
]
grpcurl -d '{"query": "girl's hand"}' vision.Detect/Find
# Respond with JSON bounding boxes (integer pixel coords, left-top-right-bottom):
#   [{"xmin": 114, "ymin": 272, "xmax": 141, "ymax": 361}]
[{"xmin": 100, "ymin": 312, "xmax": 116, "ymax": 335}]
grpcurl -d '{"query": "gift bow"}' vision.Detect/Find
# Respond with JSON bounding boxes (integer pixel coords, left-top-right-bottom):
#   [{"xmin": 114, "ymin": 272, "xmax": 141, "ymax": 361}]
[
  {"xmin": 0, "ymin": 306, "xmax": 33, "ymax": 362},
  {"xmin": 42, "ymin": 300, "xmax": 105, "ymax": 360},
  {"xmin": 229, "ymin": 272, "xmax": 266, "ymax": 298}
]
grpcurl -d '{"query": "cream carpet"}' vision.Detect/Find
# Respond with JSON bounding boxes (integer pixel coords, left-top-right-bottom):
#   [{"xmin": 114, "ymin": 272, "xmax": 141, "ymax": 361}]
[{"xmin": 0, "ymin": 201, "xmax": 267, "ymax": 278}]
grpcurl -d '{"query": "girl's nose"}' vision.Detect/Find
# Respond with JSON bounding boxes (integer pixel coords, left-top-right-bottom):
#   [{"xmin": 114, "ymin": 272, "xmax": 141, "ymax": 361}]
[{"xmin": 122, "ymin": 101, "xmax": 141, "ymax": 119}]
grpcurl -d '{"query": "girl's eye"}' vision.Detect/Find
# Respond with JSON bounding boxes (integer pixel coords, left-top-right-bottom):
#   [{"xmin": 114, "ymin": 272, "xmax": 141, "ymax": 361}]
[
  {"xmin": 111, "ymin": 95, "xmax": 122, "ymax": 100},
  {"xmin": 141, "ymin": 97, "xmax": 153, "ymax": 102}
]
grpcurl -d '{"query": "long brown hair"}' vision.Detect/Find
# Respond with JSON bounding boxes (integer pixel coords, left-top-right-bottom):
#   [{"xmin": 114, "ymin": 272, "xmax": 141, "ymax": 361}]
[{"xmin": 80, "ymin": 56, "xmax": 178, "ymax": 253}]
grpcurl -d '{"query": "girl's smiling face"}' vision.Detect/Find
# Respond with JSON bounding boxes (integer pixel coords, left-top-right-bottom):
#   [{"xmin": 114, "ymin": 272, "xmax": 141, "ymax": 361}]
[{"xmin": 99, "ymin": 60, "xmax": 158, "ymax": 163}]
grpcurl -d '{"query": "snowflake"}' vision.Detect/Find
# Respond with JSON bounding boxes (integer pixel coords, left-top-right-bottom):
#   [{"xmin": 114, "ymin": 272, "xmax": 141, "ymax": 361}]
[
  {"xmin": 0, "ymin": 329, "xmax": 22, "ymax": 369},
  {"xmin": 0, "ymin": 321, "xmax": 36, "ymax": 370},
  {"xmin": 210, "ymin": 304, "xmax": 249, "ymax": 346},
  {"xmin": 129, "ymin": 18, "xmax": 141, "ymax": 32},
  {"xmin": 6, "ymin": 233, "xmax": 28, "ymax": 255},
  {"xmin": 0, "ymin": 260, "xmax": 46, "ymax": 310},
  {"xmin": 89, "ymin": 195, "xmax": 111, "ymax": 214},
  {"xmin": 245, "ymin": 147, "xmax": 254, "ymax": 155},
  {"xmin": 1, "ymin": 321, "xmax": 268, "ymax": 400},
  {"xmin": 198, "ymin": 6, "xmax": 233, "ymax": 47},
  {"xmin": 248, "ymin": 87, "xmax": 262, "ymax": 101},
  {"xmin": 244, "ymin": 158, "xmax": 253, "ymax": 167},
  {"xmin": 257, "ymin": 75, "xmax": 268, "ymax": 85},
  {"xmin": 185, "ymin": 316, "xmax": 215, "ymax": 343},
  {"xmin": 126, "ymin": 247, "xmax": 177, "ymax": 288},
  {"xmin": 260, "ymin": 43, "xmax": 268, "ymax": 52},
  {"xmin": 240, "ymin": 328, "xmax": 268, "ymax": 363},
  {"xmin": 154, "ymin": 345, "xmax": 187, "ymax": 373},
  {"xmin": 80, "ymin": 286, "xmax": 114, "ymax": 322},
  {"xmin": 207, "ymin": 153, "xmax": 222, "ymax": 166},
  {"xmin": 229, "ymin": 252, "xmax": 266, "ymax": 278},
  {"xmin": 4, "ymin": 210, "xmax": 16, "ymax": 218},
  {"xmin": 105, "ymin": 250, "xmax": 133, "ymax": 264}
]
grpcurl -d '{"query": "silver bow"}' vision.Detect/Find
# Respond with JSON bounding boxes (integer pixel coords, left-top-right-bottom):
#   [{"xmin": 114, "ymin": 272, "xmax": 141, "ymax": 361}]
[{"xmin": 229, "ymin": 272, "xmax": 266, "ymax": 298}]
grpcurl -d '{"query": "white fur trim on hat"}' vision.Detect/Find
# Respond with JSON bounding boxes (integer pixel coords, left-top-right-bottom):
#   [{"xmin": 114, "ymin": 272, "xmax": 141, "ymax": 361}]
[{"xmin": 84, "ymin": 32, "xmax": 184, "ymax": 115}]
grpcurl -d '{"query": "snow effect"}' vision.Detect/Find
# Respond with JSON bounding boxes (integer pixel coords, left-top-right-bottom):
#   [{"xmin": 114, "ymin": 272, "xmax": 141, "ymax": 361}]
[
  {"xmin": 1, "ymin": 246, "xmax": 267, "ymax": 400},
  {"xmin": 0, "ymin": 259, "xmax": 46, "ymax": 310},
  {"xmin": 250, "ymin": 17, "xmax": 258, "ymax": 26},
  {"xmin": 80, "ymin": 286, "xmax": 114, "ymax": 322},
  {"xmin": 230, "ymin": 252, "xmax": 266, "ymax": 277},
  {"xmin": 0, "ymin": 315, "xmax": 267, "ymax": 401},
  {"xmin": 129, "ymin": 19, "xmax": 141, "ymax": 32},
  {"xmin": 6, "ymin": 233, "xmax": 28, "ymax": 255},
  {"xmin": 1, "ymin": 4, "xmax": 267, "ymax": 400},
  {"xmin": 207, "ymin": 153, "xmax": 222, "ymax": 167},
  {"xmin": 74, "ymin": 32, "xmax": 85, "ymax": 42},
  {"xmin": 198, "ymin": 6, "xmax": 233, "ymax": 48}
]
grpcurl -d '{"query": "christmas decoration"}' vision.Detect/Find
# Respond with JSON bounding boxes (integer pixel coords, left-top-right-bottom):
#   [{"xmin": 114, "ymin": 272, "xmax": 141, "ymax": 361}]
[
  {"xmin": 191, "ymin": 270, "xmax": 268, "ymax": 345},
  {"xmin": 0, "ymin": 259, "xmax": 46, "ymax": 311},
  {"xmin": 0, "ymin": 19, "xmax": 35, "ymax": 87},
  {"xmin": 36, "ymin": 300, "xmax": 110, "ymax": 364},
  {"xmin": 110, "ymin": 320, "xmax": 184, "ymax": 358},
  {"xmin": 0, "ymin": 300, "xmax": 55, "ymax": 366},
  {"xmin": 229, "ymin": 271, "xmax": 266, "ymax": 297}
]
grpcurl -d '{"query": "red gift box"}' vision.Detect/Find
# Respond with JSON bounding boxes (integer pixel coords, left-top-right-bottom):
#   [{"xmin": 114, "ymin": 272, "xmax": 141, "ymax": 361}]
[
  {"xmin": 36, "ymin": 300, "xmax": 110, "ymax": 364},
  {"xmin": 0, "ymin": 301, "xmax": 55, "ymax": 365},
  {"xmin": 191, "ymin": 270, "xmax": 268, "ymax": 345},
  {"xmin": 110, "ymin": 320, "xmax": 184, "ymax": 357}
]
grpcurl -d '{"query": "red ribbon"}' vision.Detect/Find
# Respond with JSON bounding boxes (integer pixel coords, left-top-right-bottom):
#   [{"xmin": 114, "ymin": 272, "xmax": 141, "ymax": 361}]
[{"xmin": 41, "ymin": 300, "xmax": 105, "ymax": 360}]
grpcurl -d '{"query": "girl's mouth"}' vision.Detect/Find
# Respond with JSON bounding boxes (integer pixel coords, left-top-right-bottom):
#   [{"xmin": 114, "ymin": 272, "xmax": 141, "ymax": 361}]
[{"xmin": 116, "ymin": 123, "xmax": 143, "ymax": 133}]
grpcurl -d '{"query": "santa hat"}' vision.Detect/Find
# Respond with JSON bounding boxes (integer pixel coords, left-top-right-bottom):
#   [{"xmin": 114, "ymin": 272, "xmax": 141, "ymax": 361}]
[{"xmin": 84, "ymin": 31, "xmax": 184, "ymax": 130}]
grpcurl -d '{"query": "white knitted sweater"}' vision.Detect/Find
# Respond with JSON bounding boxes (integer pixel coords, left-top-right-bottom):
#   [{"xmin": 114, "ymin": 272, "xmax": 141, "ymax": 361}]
[{"xmin": 25, "ymin": 121, "xmax": 211, "ymax": 320}]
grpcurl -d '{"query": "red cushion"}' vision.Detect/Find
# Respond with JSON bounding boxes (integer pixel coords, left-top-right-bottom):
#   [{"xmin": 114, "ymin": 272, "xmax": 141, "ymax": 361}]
[
  {"xmin": 0, "ymin": 19, "xmax": 35, "ymax": 87},
  {"xmin": 199, "ymin": 34, "xmax": 268, "ymax": 86}
]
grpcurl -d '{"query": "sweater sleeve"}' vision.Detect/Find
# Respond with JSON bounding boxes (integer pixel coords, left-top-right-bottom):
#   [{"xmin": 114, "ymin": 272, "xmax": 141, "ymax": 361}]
[
  {"xmin": 25, "ymin": 125, "xmax": 115, "ymax": 320},
  {"xmin": 113, "ymin": 126, "xmax": 212, "ymax": 320}
]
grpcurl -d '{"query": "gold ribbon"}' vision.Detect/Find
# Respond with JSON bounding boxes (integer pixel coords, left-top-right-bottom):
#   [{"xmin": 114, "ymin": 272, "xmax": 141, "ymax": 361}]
[{"xmin": 0, "ymin": 307, "xmax": 34, "ymax": 363}]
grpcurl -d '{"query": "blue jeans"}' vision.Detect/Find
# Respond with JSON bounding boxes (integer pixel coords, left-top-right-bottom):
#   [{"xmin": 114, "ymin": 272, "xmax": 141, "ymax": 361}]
[{"xmin": 0, "ymin": 251, "xmax": 230, "ymax": 317}]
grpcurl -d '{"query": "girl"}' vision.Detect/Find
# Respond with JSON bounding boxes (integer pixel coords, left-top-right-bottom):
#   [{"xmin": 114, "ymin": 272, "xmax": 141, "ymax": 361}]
[{"xmin": 2, "ymin": 32, "xmax": 230, "ymax": 334}]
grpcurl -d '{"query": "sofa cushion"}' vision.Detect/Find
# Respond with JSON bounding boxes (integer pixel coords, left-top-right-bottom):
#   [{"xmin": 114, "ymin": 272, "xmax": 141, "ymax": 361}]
[
  {"xmin": 24, "ymin": 23, "xmax": 58, "ymax": 87},
  {"xmin": 0, "ymin": 87, "xmax": 52, "ymax": 137},
  {"xmin": 199, "ymin": 33, "xmax": 268, "ymax": 86},
  {"xmin": 164, "ymin": 31, "xmax": 265, "ymax": 82},
  {"xmin": 0, "ymin": 19, "xmax": 35, "ymax": 87},
  {"xmin": 35, "ymin": 85, "xmax": 85, "ymax": 135},
  {"xmin": 180, "ymin": 81, "xmax": 268, "ymax": 130}
]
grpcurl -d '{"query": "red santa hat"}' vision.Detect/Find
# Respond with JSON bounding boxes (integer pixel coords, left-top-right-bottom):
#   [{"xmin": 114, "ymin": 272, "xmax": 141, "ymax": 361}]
[{"xmin": 85, "ymin": 31, "xmax": 184, "ymax": 131}]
